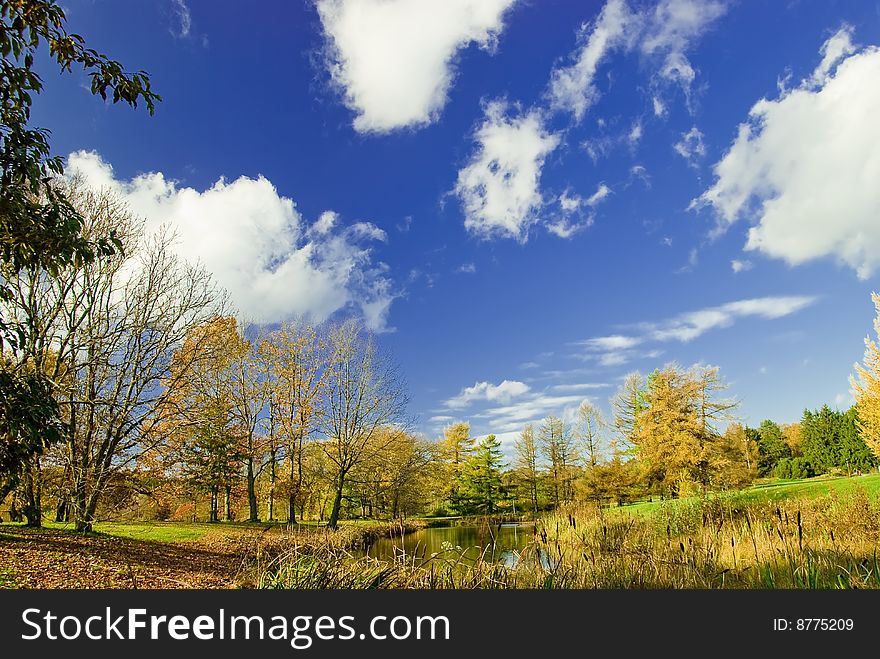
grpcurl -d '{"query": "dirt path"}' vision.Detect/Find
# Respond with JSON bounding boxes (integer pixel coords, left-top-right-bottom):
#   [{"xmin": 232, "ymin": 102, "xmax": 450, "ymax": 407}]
[{"xmin": 0, "ymin": 526, "xmax": 263, "ymax": 589}]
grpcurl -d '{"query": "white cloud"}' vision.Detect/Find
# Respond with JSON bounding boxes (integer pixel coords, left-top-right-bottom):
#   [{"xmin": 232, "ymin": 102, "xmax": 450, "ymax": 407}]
[
  {"xmin": 575, "ymin": 296, "xmax": 817, "ymax": 365},
  {"xmin": 545, "ymin": 220, "xmax": 587, "ymax": 240},
  {"xmin": 456, "ymin": 262, "xmax": 477, "ymax": 274},
  {"xmin": 673, "ymin": 126, "xmax": 706, "ymax": 165},
  {"xmin": 694, "ymin": 27, "xmax": 880, "ymax": 279},
  {"xmin": 731, "ymin": 259, "xmax": 753, "ymax": 273},
  {"xmin": 641, "ymin": 0, "xmax": 727, "ymax": 100},
  {"xmin": 547, "ymin": 0, "xmax": 637, "ymax": 121},
  {"xmin": 547, "ymin": 182, "xmax": 612, "ymax": 239},
  {"xmin": 628, "ymin": 120, "xmax": 643, "ymax": 146},
  {"xmin": 550, "ymin": 383, "xmax": 609, "ymax": 393},
  {"xmin": 652, "ymin": 95, "xmax": 667, "ymax": 117},
  {"xmin": 579, "ymin": 335, "xmax": 643, "ymax": 351},
  {"xmin": 455, "ymin": 101, "xmax": 560, "ymax": 242},
  {"xmin": 67, "ymin": 151, "xmax": 395, "ymax": 330},
  {"xmin": 316, "ymin": 0, "xmax": 517, "ymax": 133},
  {"xmin": 645, "ymin": 296, "xmax": 817, "ymax": 343},
  {"xmin": 445, "ymin": 379, "xmax": 530, "ymax": 409},
  {"xmin": 809, "ymin": 24, "xmax": 856, "ymax": 87},
  {"xmin": 170, "ymin": 0, "xmax": 191, "ymax": 38}
]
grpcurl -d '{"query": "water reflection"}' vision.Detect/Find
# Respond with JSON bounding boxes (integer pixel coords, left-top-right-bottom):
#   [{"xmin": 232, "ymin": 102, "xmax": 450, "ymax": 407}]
[{"xmin": 359, "ymin": 522, "xmax": 551, "ymax": 569}]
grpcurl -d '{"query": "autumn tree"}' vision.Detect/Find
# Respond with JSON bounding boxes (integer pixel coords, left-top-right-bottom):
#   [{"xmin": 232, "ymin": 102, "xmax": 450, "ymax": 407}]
[
  {"xmin": 320, "ymin": 320, "xmax": 408, "ymax": 530},
  {"xmin": 0, "ymin": 0, "xmax": 159, "ymax": 519},
  {"xmin": 538, "ymin": 415, "xmax": 578, "ymax": 506},
  {"xmin": 513, "ymin": 423, "xmax": 540, "ymax": 513},
  {"xmin": 611, "ymin": 372, "xmax": 646, "ymax": 455},
  {"xmin": 634, "ymin": 366, "xmax": 703, "ymax": 497},
  {"xmin": 349, "ymin": 428, "xmax": 436, "ymax": 519},
  {"xmin": 573, "ymin": 400, "xmax": 606, "ymax": 467},
  {"xmin": 852, "ymin": 292, "xmax": 880, "ymax": 463},
  {"xmin": 4, "ymin": 186, "xmax": 222, "ymax": 530},
  {"xmin": 261, "ymin": 321, "xmax": 326, "ymax": 524}
]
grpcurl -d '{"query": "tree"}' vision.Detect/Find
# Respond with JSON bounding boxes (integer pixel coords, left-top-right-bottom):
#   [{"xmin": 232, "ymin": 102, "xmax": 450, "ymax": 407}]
[
  {"xmin": 801, "ymin": 405, "xmax": 876, "ymax": 475},
  {"xmin": 634, "ymin": 365, "xmax": 704, "ymax": 497},
  {"xmin": 262, "ymin": 321, "xmax": 326, "ymax": 523},
  {"xmin": 320, "ymin": 320, "xmax": 408, "ymax": 530},
  {"xmin": 689, "ymin": 364, "xmax": 738, "ymax": 438},
  {"xmin": 461, "ymin": 434, "xmax": 506, "ymax": 514},
  {"xmin": 439, "ymin": 421, "xmax": 474, "ymax": 514},
  {"xmin": 573, "ymin": 400, "xmax": 606, "ymax": 467},
  {"xmin": 0, "ymin": 1, "xmax": 160, "ymax": 506},
  {"xmin": 5, "ymin": 187, "xmax": 221, "ymax": 530},
  {"xmin": 755, "ymin": 420, "xmax": 790, "ymax": 476},
  {"xmin": 610, "ymin": 372, "xmax": 646, "ymax": 455},
  {"xmin": 852, "ymin": 292, "xmax": 880, "ymax": 463},
  {"xmin": 179, "ymin": 401, "xmax": 245, "ymax": 522},
  {"xmin": 538, "ymin": 415, "xmax": 577, "ymax": 506},
  {"xmin": 709, "ymin": 425, "xmax": 757, "ymax": 489},
  {"xmin": 513, "ymin": 423, "xmax": 539, "ymax": 513}
]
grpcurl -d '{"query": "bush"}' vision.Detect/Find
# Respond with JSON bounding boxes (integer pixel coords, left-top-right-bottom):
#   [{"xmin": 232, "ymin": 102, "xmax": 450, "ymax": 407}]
[{"xmin": 774, "ymin": 457, "xmax": 814, "ymax": 480}]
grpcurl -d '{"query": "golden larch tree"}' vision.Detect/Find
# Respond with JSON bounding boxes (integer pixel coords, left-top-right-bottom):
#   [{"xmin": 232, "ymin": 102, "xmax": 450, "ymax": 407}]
[{"xmin": 851, "ymin": 292, "xmax": 880, "ymax": 461}]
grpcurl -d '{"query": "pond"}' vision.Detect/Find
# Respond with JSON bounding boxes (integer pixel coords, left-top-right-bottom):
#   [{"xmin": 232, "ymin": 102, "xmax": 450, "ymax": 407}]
[{"xmin": 358, "ymin": 522, "xmax": 539, "ymax": 568}]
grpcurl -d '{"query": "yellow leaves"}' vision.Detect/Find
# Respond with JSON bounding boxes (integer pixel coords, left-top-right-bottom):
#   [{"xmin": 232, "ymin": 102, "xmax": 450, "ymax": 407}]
[{"xmin": 851, "ymin": 292, "xmax": 880, "ymax": 459}]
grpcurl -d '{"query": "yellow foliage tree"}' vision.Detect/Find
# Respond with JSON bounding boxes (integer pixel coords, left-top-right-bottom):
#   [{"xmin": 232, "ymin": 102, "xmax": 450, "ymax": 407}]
[{"xmin": 851, "ymin": 292, "xmax": 880, "ymax": 461}]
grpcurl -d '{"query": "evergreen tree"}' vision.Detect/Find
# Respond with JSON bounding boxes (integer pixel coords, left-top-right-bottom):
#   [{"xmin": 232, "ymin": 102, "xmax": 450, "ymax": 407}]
[
  {"xmin": 461, "ymin": 434, "xmax": 507, "ymax": 514},
  {"xmin": 755, "ymin": 420, "xmax": 791, "ymax": 476}
]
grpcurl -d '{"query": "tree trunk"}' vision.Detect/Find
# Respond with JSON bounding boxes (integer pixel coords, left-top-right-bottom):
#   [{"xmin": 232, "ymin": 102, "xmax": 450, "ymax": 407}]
[
  {"xmin": 73, "ymin": 478, "xmax": 91, "ymax": 532},
  {"xmin": 22, "ymin": 459, "xmax": 42, "ymax": 527},
  {"xmin": 267, "ymin": 452, "xmax": 276, "ymax": 521},
  {"xmin": 224, "ymin": 486, "xmax": 232, "ymax": 521},
  {"xmin": 210, "ymin": 486, "xmax": 218, "ymax": 522},
  {"xmin": 246, "ymin": 457, "xmax": 258, "ymax": 522},
  {"xmin": 328, "ymin": 471, "xmax": 346, "ymax": 530}
]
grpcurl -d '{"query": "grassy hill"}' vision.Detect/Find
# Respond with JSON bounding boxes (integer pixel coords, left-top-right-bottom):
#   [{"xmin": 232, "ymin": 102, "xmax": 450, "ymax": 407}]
[{"xmin": 621, "ymin": 472, "xmax": 880, "ymax": 516}]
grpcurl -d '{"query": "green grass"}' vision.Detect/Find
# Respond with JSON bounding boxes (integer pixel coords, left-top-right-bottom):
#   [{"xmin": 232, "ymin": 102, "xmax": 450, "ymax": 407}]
[
  {"xmin": 0, "ymin": 517, "xmax": 383, "ymax": 543},
  {"xmin": 618, "ymin": 472, "xmax": 880, "ymax": 516}
]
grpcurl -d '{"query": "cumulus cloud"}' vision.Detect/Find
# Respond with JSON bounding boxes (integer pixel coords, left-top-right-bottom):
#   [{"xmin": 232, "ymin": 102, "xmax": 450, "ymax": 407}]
[
  {"xmin": 548, "ymin": 0, "xmax": 637, "ymax": 121},
  {"xmin": 67, "ymin": 151, "xmax": 395, "ymax": 330},
  {"xmin": 731, "ymin": 259, "xmax": 753, "ymax": 273},
  {"xmin": 445, "ymin": 379, "xmax": 530, "ymax": 409},
  {"xmin": 453, "ymin": 0, "xmax": 726, "ymax": 242},
  {"xmin": 694, "ymin": 27, "xmax": 880, "ymax": 279},
  {"xmin": 316, "ymin": 0, "xmax": 517, "ymax": 133},
  {"xmin": 454, "ymin": 102, "xmax": 560, "ymax": 242}
]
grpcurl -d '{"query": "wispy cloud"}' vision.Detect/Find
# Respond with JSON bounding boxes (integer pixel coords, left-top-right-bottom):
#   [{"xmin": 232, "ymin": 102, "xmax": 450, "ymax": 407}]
[
  {"xmin": 170, "ymin": 0, "xmax": 191, "ymax": 38},
  {"xmin": 575, "ymin": 295, "xmax": 818, "ymax": 364}
]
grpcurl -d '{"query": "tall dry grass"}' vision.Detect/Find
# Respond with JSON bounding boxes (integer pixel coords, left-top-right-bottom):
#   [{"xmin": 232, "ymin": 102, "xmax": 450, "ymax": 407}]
[{"xmin": 248, "ymin": 488, "xmax": 880, "ymax": 589}]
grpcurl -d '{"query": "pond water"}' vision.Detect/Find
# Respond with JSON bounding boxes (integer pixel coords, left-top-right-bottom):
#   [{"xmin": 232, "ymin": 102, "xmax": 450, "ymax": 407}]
[{"xmin": 358, "ymin": 522, "xmax": 538, "ymax": 568}]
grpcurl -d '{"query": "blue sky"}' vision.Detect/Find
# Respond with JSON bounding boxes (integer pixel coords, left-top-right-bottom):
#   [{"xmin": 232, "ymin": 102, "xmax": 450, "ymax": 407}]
[{"xmin": 34, "ymin": 0, "xmax": 880, "ymax": 449}]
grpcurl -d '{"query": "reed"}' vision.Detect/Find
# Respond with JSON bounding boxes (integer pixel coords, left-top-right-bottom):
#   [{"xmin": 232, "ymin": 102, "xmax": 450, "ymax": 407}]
[{"xmin": 248, "ymin": 487, "xmax": 880, "ymax": 589}]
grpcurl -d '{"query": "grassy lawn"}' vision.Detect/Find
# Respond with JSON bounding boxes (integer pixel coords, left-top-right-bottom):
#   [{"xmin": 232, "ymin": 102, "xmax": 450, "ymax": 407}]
[
  {"xmin": 617, "ymin": 472, "xmax": 880, "ymax": 516},
  {"xmin": 0, "ymin": 517, "xmax": 370, "ymax": 544}
]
